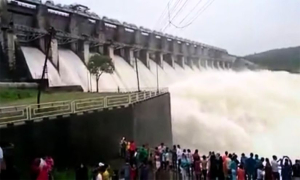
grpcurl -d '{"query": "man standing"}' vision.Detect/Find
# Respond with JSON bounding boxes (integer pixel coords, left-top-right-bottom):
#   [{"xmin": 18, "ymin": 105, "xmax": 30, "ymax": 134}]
[
  {"xmin": 292, "ymin": 160, "xmax": 300, "ymax": 180},
  {"xmin": 271, "ymin": 155, "xmax": 280, "ymax": 180},
  {"xmin": 172, "ymin": 145, "xmax": 177, "ymax": 170},
  {"xmin": 245, "ymin": 153, "xmax": 256, "ymax": 180},
  {"xmin": 176, "ymin": 145, "xmax": 183, "ymax": 171}
]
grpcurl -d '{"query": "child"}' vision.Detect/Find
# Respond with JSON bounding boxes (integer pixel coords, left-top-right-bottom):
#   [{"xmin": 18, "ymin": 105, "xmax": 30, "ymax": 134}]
[{"xmin": 237, "ymin": 165, "xmax": 245, "ymax": 180}]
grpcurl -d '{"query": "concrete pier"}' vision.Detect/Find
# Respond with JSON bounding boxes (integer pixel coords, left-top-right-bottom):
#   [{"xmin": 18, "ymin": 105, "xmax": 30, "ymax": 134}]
[
  {"xmin": 177, "ymin": 56, "xmax": 185, "ymax": 68},
  {"xmin": 124, "ymin": 48, "xmax": 134, "ymax": 66},
  {"xmin": 140, "ymin": 50, "xmax": 150, "ymax": 68},
  {"xmin": 50, "ymin": 39, "xmax": 59, "ymax": 67},
  {"xmin": 155, "ymin": 52, "xmax": 163, "ymax": 68}
]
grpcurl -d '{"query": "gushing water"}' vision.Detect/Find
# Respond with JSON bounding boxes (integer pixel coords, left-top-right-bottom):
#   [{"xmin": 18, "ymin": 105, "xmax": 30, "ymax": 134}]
[
  {"xmin": 170, "ymin": 69, "xmax": 300, "ymax": 158},
  {"xmin": 20, "ymin": 47, "xmax": 300, "ymax": 158}
]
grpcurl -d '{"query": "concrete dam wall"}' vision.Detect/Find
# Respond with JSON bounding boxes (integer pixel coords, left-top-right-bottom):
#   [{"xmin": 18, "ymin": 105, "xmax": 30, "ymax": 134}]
[
  {"xmin": 0, "ymin": 93, "xmax": 172, "ymax": 168},
  {"xmin": 0, "ymin": 0, "xmax": 259, "ymax": 87}
]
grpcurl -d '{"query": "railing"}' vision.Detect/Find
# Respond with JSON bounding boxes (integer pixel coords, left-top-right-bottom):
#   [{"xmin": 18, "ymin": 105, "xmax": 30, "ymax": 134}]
[{"xmin": 0, "ymin": 88, "xmax": 169, "ymax": 126}]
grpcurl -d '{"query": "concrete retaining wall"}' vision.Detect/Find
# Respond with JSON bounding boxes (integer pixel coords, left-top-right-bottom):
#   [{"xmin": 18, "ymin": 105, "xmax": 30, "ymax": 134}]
[{"xmin": 0, "ymin": 93, "xmax": 172, "ymax": 170}]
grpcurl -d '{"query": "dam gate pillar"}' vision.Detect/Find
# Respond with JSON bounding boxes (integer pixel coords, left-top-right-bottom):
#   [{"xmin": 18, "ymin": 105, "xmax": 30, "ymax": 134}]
[
  {"xmin": 155, "ymin": 52, "xmax": 163, "ymax": 68},
  {"xmin": 35, "ymin": 4, "xmax": 48, "ymax": 53},
  {"xmin": 104, "ymin": 45, "xmax": 115, "ymax": 61},
  {"xmin": 194, "ymin": 58, "xmax": 201, "ymax": 69},
  {"xmin": 177, "ymin": 56, "xmax": 184, "ymax": 68},
  {"xmin": 164, "ymin": 54, "xmax": 175, "ymax": 68},
  {"xmin": 50, "ymin": 39, "xmax": 59, "ymax": 68},
  {"xmin": 124, "ymin": 47, "xmax": 134, "ymax": 66},
  {"xmin": 2, "ymin": 26, "xmax": 16, "ymax": 72},
  {"xmin": 78, "ymin": 40, "xmax": 90, "ymax": 64},
  {"xmin": 140, "ymin": 50, "xmax": 150, "ymax": 68},
  {"xmin": 186, "ymin": 57, "xmax": 193, "ymax": 68}
]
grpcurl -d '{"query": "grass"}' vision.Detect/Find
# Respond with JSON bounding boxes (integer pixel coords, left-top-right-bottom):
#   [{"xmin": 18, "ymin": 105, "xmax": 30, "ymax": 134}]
[
  {"xmin": 53, "ymin": 169, "xmax": 76, "ymax": 180},
  {"xmin": 0, "ymin": 88, "xmax": 122, "ymax": 107}
]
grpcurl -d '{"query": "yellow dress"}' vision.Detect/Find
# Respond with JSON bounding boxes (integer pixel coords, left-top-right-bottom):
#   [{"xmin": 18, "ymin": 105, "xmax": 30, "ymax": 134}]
[{"xmin": 102, "ymin": 170, "xmax": 110, "ymax": 180}]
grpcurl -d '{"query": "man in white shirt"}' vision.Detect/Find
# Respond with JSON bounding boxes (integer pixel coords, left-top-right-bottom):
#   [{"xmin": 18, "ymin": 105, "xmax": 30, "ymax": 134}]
[
  {"xmin": 176, "ymin": 145, "xmax": 183, "ymax": 170},
  {"xmin": 158, "ymin": 143, "xmax": 166, "ymax": 154},
  {"xmin": 271, "ymin": 155, "xmax": 280, "ymax": 180},
  {"xmin": 0, "ymin": 146, "xmax": 3, "ymax": 174},
  {"xmin": 176, "ymin": 145, "xmax": 183, "ymax": 160}
]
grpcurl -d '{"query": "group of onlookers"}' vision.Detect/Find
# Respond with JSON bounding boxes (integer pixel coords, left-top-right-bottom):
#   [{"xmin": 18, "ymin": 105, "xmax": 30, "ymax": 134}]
[
  {"xmin": 144, "ymin": 142, "xmax": 300, "ymax": 180},
  {"xmin": 119, "ymin": 137, "xmax": 151, "ymax": 180}
]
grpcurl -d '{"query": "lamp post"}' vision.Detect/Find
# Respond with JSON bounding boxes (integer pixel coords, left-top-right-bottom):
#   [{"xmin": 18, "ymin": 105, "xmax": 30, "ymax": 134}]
[
  {"xmin": 37, "ymin": 27, "xmax": 55, "ymax": 106},
  {"xmin": 156, "ymin": 54, "xmax": 159, "ymax": 93},
  {"xmin": 135, "ymin": 51, "xmax": 140, "ymax": 92}
]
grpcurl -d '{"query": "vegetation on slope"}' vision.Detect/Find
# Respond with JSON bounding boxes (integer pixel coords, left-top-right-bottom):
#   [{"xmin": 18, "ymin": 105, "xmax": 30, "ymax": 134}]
[
  {"xmin": 0, "ymin": 88, "xmax": 112, "ymax": 106},
  {"xmin": 245, "ymin": 46, "xmax": 300, "ymax": 73}
]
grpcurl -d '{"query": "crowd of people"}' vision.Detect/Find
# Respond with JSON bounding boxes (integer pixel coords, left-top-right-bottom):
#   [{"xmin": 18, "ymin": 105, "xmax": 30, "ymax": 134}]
[
  {"xmin": 2, "ymin": 139, "xmax": 300, "ymax": 180},
  {"xmin": 144, "ymin": 143, "xmax": 300, "ymax": 180}
]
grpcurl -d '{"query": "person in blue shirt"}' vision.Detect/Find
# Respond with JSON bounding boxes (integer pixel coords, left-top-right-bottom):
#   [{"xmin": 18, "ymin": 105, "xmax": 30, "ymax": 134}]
[
  {"xmin": 245, "ymin": 153, "xmax": 256, "ymax": 180},
  {"xmin": 230, "ymin": 156, "xmax": 238, "ymax": 180},
  {"xmin": 121, "ymin": 160, "xmax": 131, "ymax": 180},
  {"xmin": 240, "ymin": 153, "xmax": 247, "ymax": 167},
  {"xmin": 254, "ymin": 154, "xmax": 260, "ymax": 179},
  {"xmin": 180, "ymin": 154, "xmax": 189, "ymax": 180}
]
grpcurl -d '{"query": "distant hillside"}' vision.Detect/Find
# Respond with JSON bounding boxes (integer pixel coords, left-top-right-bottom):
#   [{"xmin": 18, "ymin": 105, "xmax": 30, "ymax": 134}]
[{"xmin": 245, "ymin": 46, "xmax": 300, "ymax": 73}]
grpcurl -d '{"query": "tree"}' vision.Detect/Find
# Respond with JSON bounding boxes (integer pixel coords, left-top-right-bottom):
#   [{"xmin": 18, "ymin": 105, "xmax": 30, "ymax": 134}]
[{"xmin": 87, "ymin": 54, "xmax": 114, "ymax": 92}]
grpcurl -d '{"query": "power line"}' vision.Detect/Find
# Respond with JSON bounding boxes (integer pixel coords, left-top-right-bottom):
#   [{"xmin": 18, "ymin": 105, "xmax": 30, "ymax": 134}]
[
  {"xmin": 170, "ymin": 0, "xmax": 216, "ymax": 29},
  {"xmin": 178, "ymin": 0, "xmax": 203, "ymax": 24},
  {"xmin": 154, "ymin": 0, "xmax": 183, "ymax": 30},
  {"xmin": 161, "ymin": 0, "xmax": 190, "ymax": 32},
  {"xmin": 153, "ymin": 1, "xmax": 171, "ymax": 29}
]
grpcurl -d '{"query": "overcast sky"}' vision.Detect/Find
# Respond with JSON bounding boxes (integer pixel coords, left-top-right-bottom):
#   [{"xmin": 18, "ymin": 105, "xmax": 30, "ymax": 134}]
[{"xmin": 58, "ymin": 0, "xmax": 300, "ymax": 56}]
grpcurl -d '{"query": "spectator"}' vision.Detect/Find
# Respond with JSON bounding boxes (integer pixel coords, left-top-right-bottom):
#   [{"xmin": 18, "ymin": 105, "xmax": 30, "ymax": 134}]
[
  {"xmin": 201, "ymin": 155, "xmax": 208, "ymax": 180},
  {"xmin": 172, "ymin": 145, "xmax": 177, "ymax": 170},
  {"xmin": 180, "ymin": 154, "xmax": 189, "ymax": 180},
  {"xmin": 75, "ymin": 164, "xmax": 88, "ymax": 180},
  {"xmin": 271, "ymin": 155, "xmax": 280, "ymax": 180},
  {"xmin": 246, "ymin": 153, "xmax": 256, "ymax": 180},
  {"xmin": 292, "ymin": 160, "xmax": 300, "ymax": 180},
  {"xmin": 265, "ymin": 158, "xmax": 273, "ymax": 180},
  {"xmin": 130, "ymin": 164, "xmax": 137, "ymax": 180},
  {"xmin": 257, "ymin": 165, "xmax": 264, "ymax": 180},
  {"xmin": 237, "ymin": 165, "xmax": 245, "ymax": 180},
  {"xmin": 0, "ymin": 146, "xmax": 3, "ymax": 174},
  {"xmin": 139, "ymin": 161, "xmax": 149, "ymax": 180},
  {"xmin": 281, "ymin": 156, "xmax": 292, "ymax": 180},
  {"xmin": 121, "ymin": 160, "xmax": 131, "ymax": 180}
]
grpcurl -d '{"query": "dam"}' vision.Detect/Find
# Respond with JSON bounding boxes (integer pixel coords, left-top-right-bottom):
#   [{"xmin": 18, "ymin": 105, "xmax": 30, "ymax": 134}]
[
  {"xmin": 3, "ymin": 0, "xmax": 295, "ymax": 174},
  {"xmin": 0, "ymin": 0, "xmax": 258, "ymax": 91}
]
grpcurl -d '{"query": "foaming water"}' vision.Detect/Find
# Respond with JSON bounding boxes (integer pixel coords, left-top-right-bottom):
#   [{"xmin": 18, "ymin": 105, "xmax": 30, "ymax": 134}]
[
  {"xmin": 170, "ymin": 68, "xmax": 300, "ymax": 158},
  {"xmin": 20, "ymin": 47, "xmax": 298, "ymax": 157},
  {"xmin": 21, "ymin": 47, "xmax": 66, "ymax": 87}
]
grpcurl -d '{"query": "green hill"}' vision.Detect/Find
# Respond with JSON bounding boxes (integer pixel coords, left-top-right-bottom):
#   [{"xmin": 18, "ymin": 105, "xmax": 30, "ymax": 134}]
[{"xmin": 244, "ymin": 46, "xmax": 300, "ymax": 73}]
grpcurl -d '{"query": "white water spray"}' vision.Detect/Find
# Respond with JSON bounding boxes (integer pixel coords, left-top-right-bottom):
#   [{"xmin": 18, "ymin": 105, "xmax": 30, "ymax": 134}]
[
  {"xmin": 170, "ymin": 68, "xmax": 300, "ymax": 159},
  {"xmin": 21, "ymin": 47, "xmax": 300, "ymax": 158}
]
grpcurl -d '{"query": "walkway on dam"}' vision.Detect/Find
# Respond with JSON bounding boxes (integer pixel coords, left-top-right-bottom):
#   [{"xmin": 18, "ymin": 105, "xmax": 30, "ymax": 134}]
[{"xmin": 0, "ymin": 88, "xmax": 168, "ymax": 127}]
